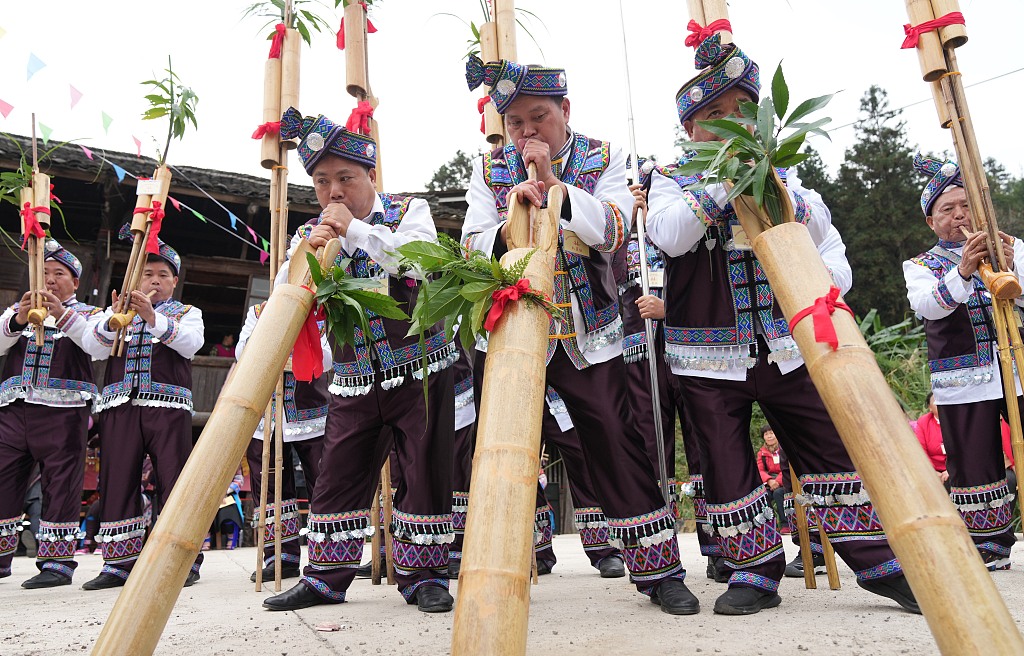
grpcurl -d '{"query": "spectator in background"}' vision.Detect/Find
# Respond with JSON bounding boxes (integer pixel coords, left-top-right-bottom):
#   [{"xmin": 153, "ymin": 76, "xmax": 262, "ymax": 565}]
[
  {"xmin": 210, "ymin": 333, "xmax": 236, "ymax": 358},
  {"xmin": 756, "ymin": 426, "xmax": 786, "ymax": 531},
  {"xmin": 914, "ymin": 393, "xmax": 948, "ymax": 483}
]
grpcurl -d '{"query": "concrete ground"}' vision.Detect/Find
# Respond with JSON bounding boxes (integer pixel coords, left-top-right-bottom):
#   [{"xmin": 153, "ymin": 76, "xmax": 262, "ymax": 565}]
[{"xmin": 3, "ymin": 534, "xmax": 1024, "ymax": 655}]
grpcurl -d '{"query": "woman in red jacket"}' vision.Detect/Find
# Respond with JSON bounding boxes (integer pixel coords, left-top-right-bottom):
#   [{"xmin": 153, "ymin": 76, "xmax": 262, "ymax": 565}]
[{"xmin": 756, "ymin": 426, "xmax": 786, "ymax": 531}]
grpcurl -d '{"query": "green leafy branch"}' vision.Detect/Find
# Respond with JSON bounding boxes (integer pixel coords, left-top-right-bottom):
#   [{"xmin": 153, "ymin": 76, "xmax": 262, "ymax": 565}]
[
  {"xmin": 306, "ymin": 252, "xmax": 409, "ymax": 350},
  {"xmin": 434, "ymin": 5, "xmax": 546, "ymax": 60},
  {"xmin": 244, "ymin": 0, "xmax": 368, "ymax": 47},
  {"xmin": 395, "ymin": 233, "xmax": 561, "ymax": 354},
  {"xmin": 673, "ymin": 63, "xmax": 834, "ymax": 226},
  {"xmin": 0, "ymin": 133, "xmax": 72, "ymax": 260},
  {"xmin": 141, "ymin": 57, "xmax": 198, "ymax": 166}
]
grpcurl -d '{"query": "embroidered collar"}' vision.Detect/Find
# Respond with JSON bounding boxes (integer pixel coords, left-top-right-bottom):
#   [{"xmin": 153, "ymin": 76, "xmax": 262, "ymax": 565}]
[
  {"xmin": 936, "ymin": 238, "xmax": 964, "ymax": 250},
  {"xmin": 550, "ymin": 130, "xmax": 574, "ymax": 179}
]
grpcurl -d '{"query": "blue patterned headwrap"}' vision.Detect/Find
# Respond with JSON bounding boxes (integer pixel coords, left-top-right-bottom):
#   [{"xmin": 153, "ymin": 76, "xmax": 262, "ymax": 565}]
[
  {"xmin": 914, "ymin": 153, "xmax": 964, "ymax": 216},
  {"xmin": 280, "ymin": 107, "xmax": 377, "ymax": 175},
  {"xmin": 676, "ymin": 34, "xmax": 760, "ymax": 125},
  {"xmin": 465, "ymin": 55, "xmax": 567, "ymax": 114},
  {"xmin": 43, "ymin": 239, "xmax": 83, "ymax": 278},
  {"xmin": 118, "ymin": 223, "xmax": 182, "ymax": 275}
]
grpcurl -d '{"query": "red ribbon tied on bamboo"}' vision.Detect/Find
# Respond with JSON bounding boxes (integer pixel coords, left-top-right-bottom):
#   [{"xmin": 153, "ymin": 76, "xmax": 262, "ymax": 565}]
[
  {"xmin": 484, "ymin": 278, "xmax": 533, "ymax": 332},
  {"xmin": 292, "ymin": 292, "xmax": 326, "ymax": 382},
  {"xmin": 477, "ymin": 95, "xmax": 491, "ymax": 135},
  {"xmin": 19, "ymin": 202, "xmax": 48, "ymax": 250},
  {"xmin": 268, "ymin": 23, "xmax": 287, "ymax": 59},
  {"xmin": 345, "ymin": 101, "xmax": 374, "ymax": 135},
  {"xmin": 337, "ymin": 3, "xmax": 377, "ymax": 50},
  {"xmin": 132, "ymin": 201, "xmax": 166, "ymax": 255},
  {"xmin": 901, "ymin": 12, "xmax": 965, "ymax": 49},
  {"xmin": 788, "ymin": 286, "xmax": 853, "ymax": 351},
  {"xmin": 251, "ymin": 121, "xmax": 281, "ymax": 139},
  {"xmin": 684, "ymin": 19, "xmax": 733, "ymax": 49}
]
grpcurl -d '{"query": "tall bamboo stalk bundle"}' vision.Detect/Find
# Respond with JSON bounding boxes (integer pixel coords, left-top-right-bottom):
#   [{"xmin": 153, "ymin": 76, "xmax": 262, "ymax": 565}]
[
  {"xmin": 280, "ymin": 28, "xmax": 301, "ymax": 151},
  {"xmin": 904, "ymin": 0, "xmax": 1024, "ymax": 554},
  {"xmin": 19, "ymin": 168, "xmax": 50, "ymax": 346},
  {"xmin": 905, "ymin": 0, "xmax": 947, "ymax": 80},
  {"xmin": 493, "ymin": 0, "xmax": 517, "ymax": 61},
  {"xmin": 260, "ymin": 57, "xmax": 283, "ymax": 168},
  {"xmin": 344, "ymin": 2, "xmax": 369, "ymax": 98},
  {"xmin": 479, "ymin": 21, "xmax": 504, "ymax": 145},
  {"xmin": 91, "ymin": 240, "xmax": 341, "ymax": 656},
  {"xmin": 686, "ymin": 0, "xmax": 732, "ymax": 44}
]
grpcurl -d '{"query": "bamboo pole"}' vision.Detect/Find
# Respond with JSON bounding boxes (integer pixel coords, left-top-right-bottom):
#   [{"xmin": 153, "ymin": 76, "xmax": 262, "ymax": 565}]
[
  {"xmin": 493, "ymin": 0, "xmax": 518, "ymax": 62},
  {"xmin": 280, "ymin": 28, "xmax": 301, "ymax": 150},
  {"xmin": 479, "ymin": 21, "xmax": 504, "ymax": 146},
  {"xmin": 815, "ymin": 512, "xmax": 841, "ymax": 591},
  {"xmin": 929, "ymin": 0, "xmax": 967, "ymax": 48},
  {"xmin": 381, "ymin": 458, "xmax": 396, "ymax": 585},
  {"xmin": 738, "ymin": 217, "xmax": 1024, "ymax": 654},
  {"xmin": 697, "ymin": 0, "xmax": 732, "ymax": 44},
  {"xmin": 788, "ymin": 465, "xmax": 816, "ymax": 590},
  {"xmin": 370, "ymin": 479, "xmax": 383, "ymax": 584},
  {"xmin": 344, "ymin": 2, "xmax": 369, "ymax": 98},
  {"xmin": 92, "ymin": 240, "xmax": 340, "ymax": 656},
  {"xmin": 906, "ymin": 0, "xmax": 947, "ymax": 81},
  {"xmin": 261, "ymin": 57, "xmax": 283, "ymax": 168}
]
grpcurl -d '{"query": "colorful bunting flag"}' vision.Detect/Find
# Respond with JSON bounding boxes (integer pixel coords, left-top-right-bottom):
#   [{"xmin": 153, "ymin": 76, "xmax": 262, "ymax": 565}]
[
  {"xmin": 26, "ymin": 53, "xmax": 45, "ymax": 80},
  {"xmin": 259, "ymin": 250, "xmax": 269, "ymax": 265},
  {"xmin": 80, "ymin": 145, "xmax": 94, "ymax": 160},
  {"xmin": 261, "ymin": 237, "xmax": 269, "ymax": 251},
  {"xmin": 228, "ymin": 212, "xmax": 238, "ymax": 229},
  {"xmin": 168, "ymin": 196, "xmax": 181, "ymax": 211},
  {"xmin": 110, "ymin": 162, "xmax": 127, "ymax": 183},
  {"xmin": 101, "ymin": 111, "xmax": 113, "ymax": 134},
  {"xmin": 190, "ymin": 208, "xmax": 207, "ymax": 223},
  {"xmin": 246, "ymin": 225, "xmax": 258, "ymax": 242},
  {"xmin": 0, "ymin": 98, "xmax": 12, "ymax": 119},
  {"xmin": 38, "ymin": 123, "xmax": 52, "ymax": 145},
  {"xmin": 132, "ymin": 136, "xmax": 142, "ymax": 157},
  {"xmin": 69, "ymin": 85, "xmax": 83, "ymax": 109}
]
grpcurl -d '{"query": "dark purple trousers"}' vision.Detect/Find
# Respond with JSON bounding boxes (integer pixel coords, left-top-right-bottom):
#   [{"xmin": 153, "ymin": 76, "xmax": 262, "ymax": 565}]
[
  {"xmin": 299, "ymin": 367, "xmax": 454, "ymax": 603},
  {"xmin": 936, "ymin": 396, "xmax": 1021, "ymax": 558},
  {"xmin": 0, "ymin": 401, "xmax": 88, "ymax": 580},
  {"xmin": 675, "ymin": 339, "xmax": 902, "ymax": 593},
  {"xmin": 95, "ymin": 403, "xmax": 201, "ymax": 579},
  {"xmin": 246, "ymin": 436, "xmax": 323, "ymax": 569},
  {"xmin": 450, "ymin": 423, "xmax": 474, "ymax": 561}
]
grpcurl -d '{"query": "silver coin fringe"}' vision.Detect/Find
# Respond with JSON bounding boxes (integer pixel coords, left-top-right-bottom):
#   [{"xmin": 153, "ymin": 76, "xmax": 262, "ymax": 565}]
[
  {"xmin": 607, "ymin": 507, "xmax": 676, "ymax": 549},
  {"xmin": 931, "ymin": 366, "xmax": 996, "ymax": 389},
  {"xmin": 950, "ymin": 481, "xmax": 1016, "ymax": 513},
  {"xmin": 0, "ymin": 386, "xmax": 95, "ymax": 408},
  {"xmin": 391, "ymin": 515, "xmax": 455, "ymax": 545},
  {"xmin": 583, "ymin": 317, "xmax": 623, "ymax": 353},
  {"xmin": 329, "ymin": 342, "xmax": 459, "ymax": 397},
  {"xmin": 300, "ymin": 512, "xmax": 375, "ymax": 543}
]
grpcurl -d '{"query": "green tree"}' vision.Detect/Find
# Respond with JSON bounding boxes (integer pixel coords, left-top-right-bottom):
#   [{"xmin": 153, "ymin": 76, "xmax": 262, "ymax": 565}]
[
  {"xmin": 794, "ymin": 145, "xmax": 834, "ymax": 201},
  {"xmin": 829, "ymin": 86, "xmax": 932, "ymax": 323},
  {"xmin": 426, "ymin": 150, "xmax": 476, "ymax": 192},
  {"xmin": 986, "ymin": 157, "xmax": 1024, "ymax": 237}
]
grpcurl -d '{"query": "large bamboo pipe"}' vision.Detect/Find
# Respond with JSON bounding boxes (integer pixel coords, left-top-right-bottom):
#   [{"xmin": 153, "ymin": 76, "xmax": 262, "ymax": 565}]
[
  {"xmin": 260, "ymin": 57, "xmax": 283, "ymax": 168},
  {"xmin": 694, "ymin": 0, "xmax": 732, "ymax": 44},
  {"xmin": 743, "ymin": 219, "xmax": 1024, "ymax": 655},
  {"xmin": 930, "ymin": 0, "xmax": 967, "ymax": 48},
  {"xmin": 91, "ymin": 239, "xmax": 341, "ymax": 656},
  {"xmin": 344, "ymin": 2, "xmax": 369, "ymax": 99},
  {"xmin": 493, "ymin": 0, "xmax": 518, "ymax": 62},
  {"xmin": 906, "ymin": 0, "xmax": 947, "ymax": 81},
  {"xmin": 450, "ymin": 246, "xmax": 554, "ymax": 656},
  {"xmin": 280, "ymin": 28, "xmax": 301, "ymax": 150},
  {"xmin": 479, "ymin": 21, "xmax": 504, "ymax": 146}
]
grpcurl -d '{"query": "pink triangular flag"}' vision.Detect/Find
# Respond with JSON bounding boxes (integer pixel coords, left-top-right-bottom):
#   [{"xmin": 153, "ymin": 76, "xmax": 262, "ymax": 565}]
[
  {"xmin": 132, "ymin": 136, "xmax": 142, "ymax": 157},
  {"xmin": 0, "ymin": 98, "xmax": 12, "ymax": 119},
  {"xmin": 80, "ymin": 145, "xmax": 94, "ymax": 160},
  {"xmin": 259, "ymin": 250, "xmax": 269, "ymax": 265},
  {"xmin": 246, "ymin": 225, "xmax": 258, "ymax": 241},
  {"xmin": 168, "ymin": 196, "xmax": 181, "ymax": 211},
  {"xmin": 70, "ymin": 85, "xmax": 83, "ymax": 109}
]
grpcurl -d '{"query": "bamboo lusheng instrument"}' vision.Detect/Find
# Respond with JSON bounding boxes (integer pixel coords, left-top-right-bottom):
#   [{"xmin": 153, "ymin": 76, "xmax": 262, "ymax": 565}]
[
  {"xmin": 110, "ymin": 166, "xmax": 173, "ymax": 357},
  {"xmin": 20, "ymin": 119, "xmax": 51, "ymax": 347},
  {"xmin": 905, "ymin": 0, "xmax": 1024, "ymax": 524},
  {"xmin": 479, "ymin": 20, "xmax": 504, "ymax": 145},
  {"xmin": 91, "ymin": 239, "xmax": 341, "ymax": 656},
  {"xmin": 686, "ymin": 0, "xmax": 732, "ymax": 44}
]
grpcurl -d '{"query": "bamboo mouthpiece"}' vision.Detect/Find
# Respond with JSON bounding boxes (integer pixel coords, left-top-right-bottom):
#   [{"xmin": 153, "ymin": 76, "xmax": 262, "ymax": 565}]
[
  {"xmin": 26, "ymin": 307, "xmax": 47, "ymax": 325},
  {"xmin": 979, "ymin": 263, "xmax": 1022, "ymax": 301}
]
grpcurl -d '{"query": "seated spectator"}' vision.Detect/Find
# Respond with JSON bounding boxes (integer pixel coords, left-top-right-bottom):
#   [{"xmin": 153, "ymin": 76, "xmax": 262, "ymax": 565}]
[
  {"xmin": 209, "ymin": 334, "xmax": 236, "ymax": 358},
  {"xmin": 756, "ymin": 426, "xmax": 787, "ymax": 533},
  {"xmin": 914, "ymin": 393, "xmax": 948, "ymax": 483}
]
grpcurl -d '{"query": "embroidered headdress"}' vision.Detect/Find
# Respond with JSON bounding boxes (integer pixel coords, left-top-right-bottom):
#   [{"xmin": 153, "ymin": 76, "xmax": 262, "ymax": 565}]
[
  {"xmin": 465, "ymin": 55, "xmax": 568, "ymax": 114},
  {"xmin": 676, "ymin": 34, "xmax": 760, "ymax": 125},
  {"xmin": 280, "ymin": 107, "xmax": 377, "ymax": 174},
  {"xmin": 914, "ymin": 153, "xmax": 964, "ymax": 216},
  {"xmin": 43, "ymin": 239, "xmax": 83, "ymax": 278},
  {"xmin": 118, "ymin": 223, "xmax": 182, "ymax": 275}
]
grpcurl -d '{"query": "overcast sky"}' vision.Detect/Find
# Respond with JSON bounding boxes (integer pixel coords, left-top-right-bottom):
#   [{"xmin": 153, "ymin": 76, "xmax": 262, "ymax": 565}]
[{"xmin": 2, "ymin": 0, "xmax": 1021, "ymax": 195}]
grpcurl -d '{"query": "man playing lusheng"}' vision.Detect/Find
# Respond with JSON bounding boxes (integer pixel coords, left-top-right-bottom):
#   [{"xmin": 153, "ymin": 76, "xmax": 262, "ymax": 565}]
[
  {"xmin": 81, "ymin": 236, "xmax": 205, "ymax": 590},
  {"xmin": 645, "ymin": 34, "xmax": 918, "ymax": 615},
  {"xmin": 263, "ymin": 107, "xmax": 457, "ymax": 613},
  {"xmin": 0, "ymin": 240, "xmax": 104, "ymax": 588},
  {"xmin": 462, "ymin": 56, "xmax": 697, "ymax": 614},
  {"xmin": 903, "ymin": 154, "xmax": 1023, "ymax": 570}
]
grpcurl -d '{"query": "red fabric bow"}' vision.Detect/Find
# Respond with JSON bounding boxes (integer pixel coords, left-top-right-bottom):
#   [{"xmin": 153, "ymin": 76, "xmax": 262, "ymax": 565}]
[
  {"xmin": 901, "ymin": 12, "xmax": 965, "ymax": 49},
  {"xmin": 133, "ymin": 201, "xmax": 166, "ymax": 255},
  {"xmin": 19, "ymin": 202, "xmax": 48, "ymax": 250},
  {"xmin": 789, "ymin": 286, "xmax": 853, "ymax": 351},
  {"xmin": 684, "ymin": 19, "xmax": 733, "ymax": 49},
  {"xmin": 337, "ymin": 3, "xmax": 377, "ymax": 50},
  {"xmin": 292, "ymin": 295, "xmax": 325, "ymax": 382},
  {"xmin": 269, "ymin": 23, "xmax": 287, "ymax": 59},
  {"xmin": 49, "ymin": 184, "xmax": 61, "ymax": 205},
  {"xmin": 484, "ymin": 278, "xmax": 532, "ymax": 332},
  {"xmin": 345, "ymin": 101, "xmax": 374, "ymax": 135},
  {"xmin": 477, "ymin": 95, "xmax": 490, "ymax": 135},
  {"xmin": 251, "ymin": 121, "xmax": 281, "ymax": 139}
]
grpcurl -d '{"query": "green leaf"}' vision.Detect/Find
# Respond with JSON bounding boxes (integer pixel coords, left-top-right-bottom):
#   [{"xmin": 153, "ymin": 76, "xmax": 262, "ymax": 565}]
[
  {"xmin": 739, "ymin": 101, "xmax": 760, "ymax": 119},
  {"xmin": 756, "ymin": 97, "xmax": 776, "ymax": 151},
  {"xmin": 772, "ymin": 153, "xmax": 810, "ymax": 169},
  {"xmin": 751, "ymin": 157, "xmax": 771, "ymax": 208},
  {"xmin": 724, "ymin": 164, "xmax": 761, "ymax": 204},
  {"xmin": 771, "ymin": 63, "xmax": 789, "ymax": 120},
  {"xmin": 694, "ymin": 119, "xmax": 760, "ymax": 151},
  {"xmin": 295, "ymin": 19, "xmax": 312, "ymax": 45},
  {"xmin": 460, "ymin": 280, "xmax": 500, "ymax": 302},
  {"xmin": 142, "ymin": 108, "xmax": 168, "ymax": 120},
  {"xmin": 784, "ymin": 94, "xmax": 834, "ymax": 128}
]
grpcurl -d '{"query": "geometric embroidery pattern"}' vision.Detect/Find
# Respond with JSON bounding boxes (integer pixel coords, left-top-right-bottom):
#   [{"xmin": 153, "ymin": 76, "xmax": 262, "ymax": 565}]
[
  {"xmin": 307, "ymin": 538, "xmax": 363, "ymax": 570},
  {"xmin": 854, "ymin": 557, "xmax": 903, "ymax": 581},
  {"xmin": 730, "ymin": 571, "xmax": 780, "ymax": 593},
  {"xmin": 621, "ymin": 536, "xmax": 683, "ymax": 583}
]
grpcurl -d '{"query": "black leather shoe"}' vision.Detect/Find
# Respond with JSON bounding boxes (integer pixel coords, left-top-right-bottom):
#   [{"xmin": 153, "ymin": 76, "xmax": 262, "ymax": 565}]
[
  {"xmin": 536, "ymin": 559, "xmax": 554, "ymax": 576},
  {"xmin": 448, "ymin": 558, "xmax": 461, "ymax": 580},
  {"xmin": 857, "ymin": 575, "xmax": 921, "ymax": 614},
  {"xmin": 784, "ymin": 551, "xmax": 826, "ymax": 578},
  {"xmin": 354, "ymin": 558, "xmax": 387, "ymax": 579},
  {"xmin": 250, "ymin": 564, "xmax": 301, "ymax": 583},
  {"xmin": 22, "ymin": 570, "xmax": 71, "ymax": 589},
  {"xmin": 263, "ymin": 582, "xmax": 339, "ymax": 611},
  {"xmin": 82, "ymin": 573, "xmax": 126, "ymax": 591},
  {"xmin": 713, "ymin": 586, "xmax": 782, "ymax": 615},
  {"xmin": 713, "ymin": 557, "xmax": 731, "ymax": 583},
  {"xmin": 413, "ymin": 584, "xmax": 453, "ymax": 613},
  {"xmin": 184, "ymin": 570, "xmax": 200, "ymax": 587},
  {"xmin": 650, "ymin": 579, "xmax": 700, "ymax": 615},
  {"xmin": 598, "ymin": 555, "xmax": 625, "ymax": 579}
]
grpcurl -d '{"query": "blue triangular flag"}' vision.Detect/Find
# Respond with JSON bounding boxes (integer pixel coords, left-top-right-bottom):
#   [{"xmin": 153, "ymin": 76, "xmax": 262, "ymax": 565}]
[
  {"xmin": 26, "ymin": 53, "xmax": 45, "ymax": 81},
  {"xmin": 228, "ymin": 212, "xmax": 238, "ymax": 229},
  {"xmin": 110, "ymin": 162, "xmax": 126, "ymax": 183}
]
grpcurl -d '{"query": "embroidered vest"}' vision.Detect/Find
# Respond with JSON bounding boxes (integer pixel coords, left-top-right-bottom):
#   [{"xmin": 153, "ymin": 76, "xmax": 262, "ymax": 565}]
[
  {"xmin": 253, "ymin": 302, "xmax": 329, "ymax": 435},
  {"xmin": 650, "ymin": 162, "xmax": 811, "ymax": 371},
  {"xmin": 910, "ymin": 243, "xmax": 1007, "ymax": 388},
  {"xmin": 299, "ymin": 193, "xmax": 457, "ymax": 396},
  {"xmin": 477, "ymin": 134, "xmax": 623, "ymax": 369},
  {"xmin": 0, "ymin": 301, "xmax": 102, "ymax": 407},
  {"xmin": 97, "ymin": 299, "xmax": 195, "ymax": 412},
  {"xmin": 618, "ymin": 236, "xmax": 665, "ymax": 364}
]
